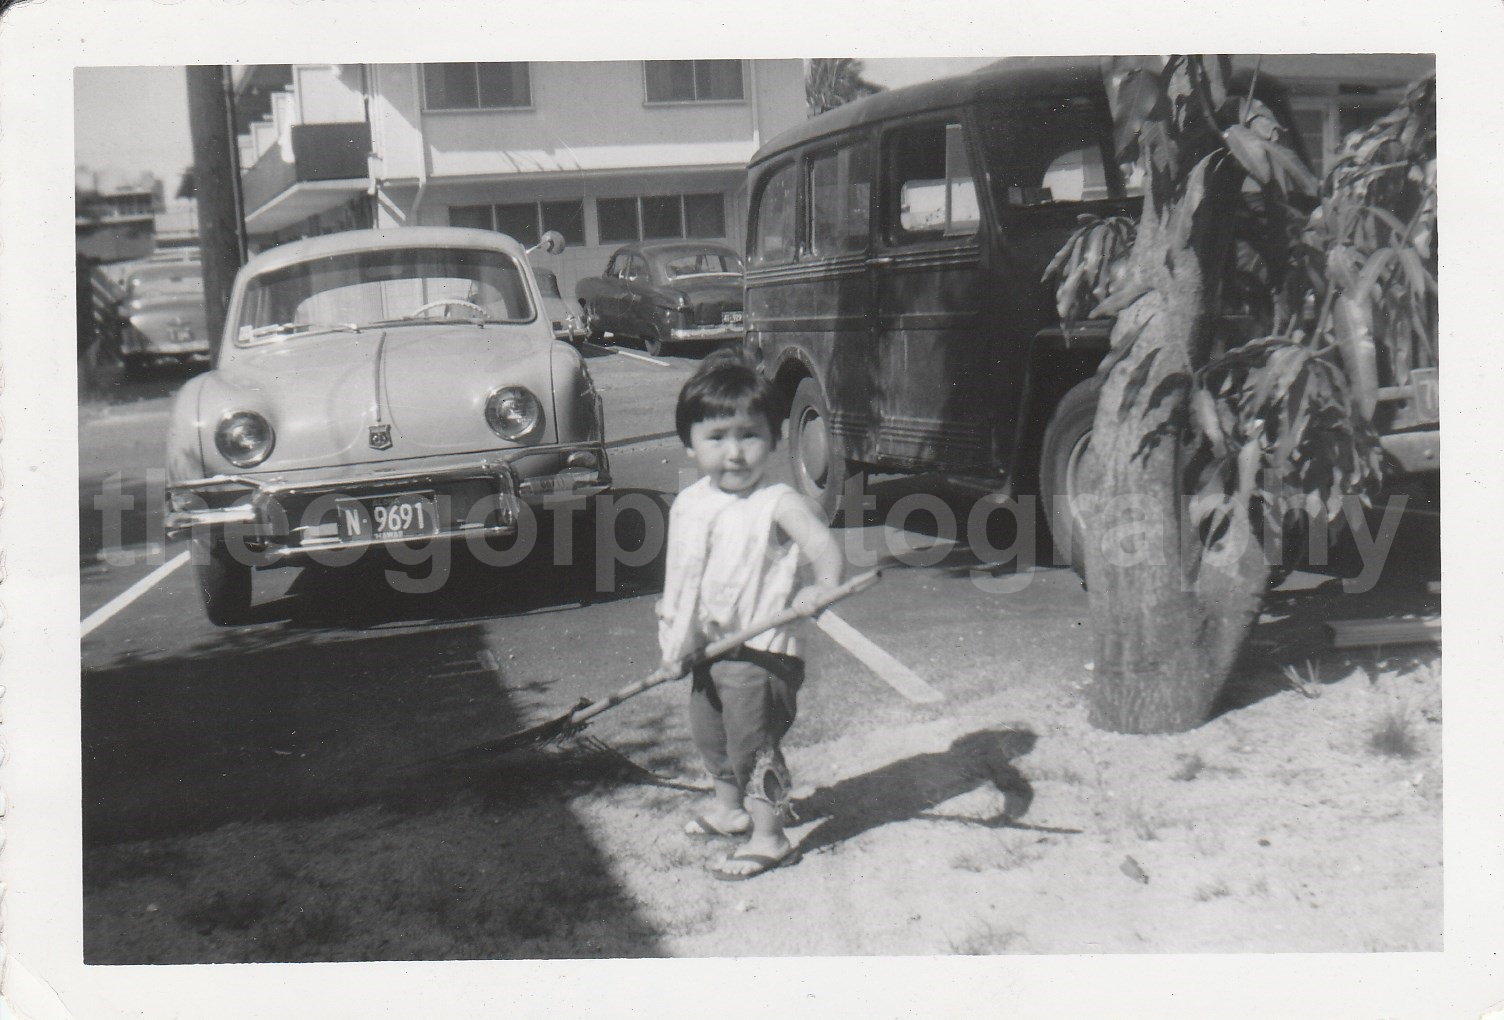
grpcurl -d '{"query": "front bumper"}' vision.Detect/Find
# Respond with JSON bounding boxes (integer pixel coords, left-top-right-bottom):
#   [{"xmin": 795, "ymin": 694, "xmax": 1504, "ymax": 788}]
[
  {"xmin": 669, "ymin": 323, "xmax": 744, "ymax": 342},
  {"xmin": 165, "ymin": 441, "xmax": 610, "ymax": 564}
]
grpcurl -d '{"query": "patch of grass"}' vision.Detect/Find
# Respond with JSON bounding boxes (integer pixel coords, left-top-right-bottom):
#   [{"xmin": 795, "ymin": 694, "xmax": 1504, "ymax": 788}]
[
  {"xmin": 1193, "ymin": 880, "xmax": 1232, "ymax": 902},
  {"xmin": 1122, "ymin": 800, "xmax": 1161, "ymax": 841},
  {"xmin": 947, "ymin": 921, "xmax": 1024, "ymax": 955},
  {"xmin": 949, "ymin": 841, "xmax": 1041, "ymax": 873},
  {"xmin": 1368, "ymin": 707, "xmax": 1421, "ymax": 759},
  {"xmin": 85, "ymin": 843, "xmax": 196, "ymax": 892},
  {"xmin": 1171, "ymin": 754, "xmax": 1206, "ymax": 782},
  {"xmin": 178, "ymin": 882, "xmax": 278, "ymax": 933}
]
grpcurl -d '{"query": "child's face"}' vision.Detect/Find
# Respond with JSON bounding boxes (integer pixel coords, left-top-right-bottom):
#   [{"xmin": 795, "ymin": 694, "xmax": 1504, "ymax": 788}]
[{"xmin": 686, "ymin": 407, "xmax": 775, "ymax": 494}]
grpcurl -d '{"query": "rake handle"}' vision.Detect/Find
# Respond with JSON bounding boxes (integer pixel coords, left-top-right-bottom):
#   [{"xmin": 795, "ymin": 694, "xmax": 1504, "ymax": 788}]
[{"xmin": 565, "ymin": 568, "xmax": 881, "ymax": 727}]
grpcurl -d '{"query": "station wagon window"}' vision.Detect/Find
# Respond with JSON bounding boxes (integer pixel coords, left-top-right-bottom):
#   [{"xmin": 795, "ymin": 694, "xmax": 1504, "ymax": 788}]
[
  {"xmin": 643, "ymin": 60, "xmax": 744, "ymax": 103},
  {"xmin": 976, "ymin": 96, "xmax": 1139, "ymax": 207},
  {"xmin": 809, "ymin": 141, "xmax": 873, "ymax": 256},
  {"xmin": 751, "ymin": 162, "xmax": 798, "ymax": 265},
  {"xmin": 423, "ymin": 63, "xmax": 532, "ymax": 111},
  {"xmin": 234, "ymin": 248, "xmax": 533, "ymax": 343},
  {"xmin": 450, "ymin": 200, "xmax": 586, "ymax": 245},
  {"xmin": 885, "ymin": 121, "xmax": 980, "ymax": 242}
]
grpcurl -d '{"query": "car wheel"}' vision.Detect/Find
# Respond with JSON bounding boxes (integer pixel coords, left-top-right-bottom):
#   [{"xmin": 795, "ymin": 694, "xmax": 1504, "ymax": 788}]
[
  {"xmin": 643, "ymin": 333, "xmax": 664, "ymax": 357},
  {"xmin": 582, "ymin": 302, "xmax": 606, "ymax": 343},
  {"xmin": 193, "ymin": 533, "xmax": 253, "ymax": 626},
  {"xmin": 789, "ymin": 377, "xmax": 860, "ymax": 524},
  {"xmin": 1039, "ymin": 377, "xmax": 1102, "ymax": 579}
]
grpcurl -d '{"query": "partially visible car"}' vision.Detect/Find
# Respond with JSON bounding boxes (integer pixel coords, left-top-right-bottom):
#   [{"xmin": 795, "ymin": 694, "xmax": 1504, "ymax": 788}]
[
  {"xmin": 164, "ymin": 226, "xmax": 610, "ymax": 625},
  {"xmin": 119, "ymin": 261, "xmax": 202, "ymax": 315},
  {"xmin": 575, "ymin": 240, "xmax": 744, "ymax": 356},
  {"xmin": 120, "ymin": 276, "xmax": 210, "ymax": 377},
  {"xmin": 533, "ymin": 267, "xmax": 587, "ymax": 347}
]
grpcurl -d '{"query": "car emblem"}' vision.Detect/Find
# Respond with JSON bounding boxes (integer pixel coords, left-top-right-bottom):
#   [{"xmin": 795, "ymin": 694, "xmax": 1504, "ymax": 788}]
[{"xmin": 368, "ymin": 424, "xmax": 394, "ymax": 450}]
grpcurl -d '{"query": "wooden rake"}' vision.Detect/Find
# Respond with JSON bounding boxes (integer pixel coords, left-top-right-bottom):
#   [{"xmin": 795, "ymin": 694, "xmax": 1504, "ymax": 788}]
[{"xmin": 416, "ymin": 568, "xmax": 882, "ymax": 767}]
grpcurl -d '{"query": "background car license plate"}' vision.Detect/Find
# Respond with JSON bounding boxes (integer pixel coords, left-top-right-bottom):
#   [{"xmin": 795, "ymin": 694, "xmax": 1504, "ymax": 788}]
[
  {"xmin": 336, "ymin": 491, "xmax": 439, "ymax": 541},
  {"xmin": 722, "ymin": 310, "xmax": 742, "ymax": 325}
]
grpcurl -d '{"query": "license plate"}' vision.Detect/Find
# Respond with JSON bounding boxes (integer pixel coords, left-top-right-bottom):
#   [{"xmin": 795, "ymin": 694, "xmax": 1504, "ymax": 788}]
[
  {"xmin": 335, "ymin": 491, "xmax": 439, "ymax": 542},
  {"xmin": 721, "ymin": 310, "xmax": 743, "ymax": 325}
]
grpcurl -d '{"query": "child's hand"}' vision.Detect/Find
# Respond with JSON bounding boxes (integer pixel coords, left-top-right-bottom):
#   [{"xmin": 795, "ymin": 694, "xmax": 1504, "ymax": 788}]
[
  {"xmin": 792, "ymin": 583, "xmax": 837, "ymax": 617},
  {"xmin": 648, "ymin": 658, "xmax": 686, "ymax": 683}
]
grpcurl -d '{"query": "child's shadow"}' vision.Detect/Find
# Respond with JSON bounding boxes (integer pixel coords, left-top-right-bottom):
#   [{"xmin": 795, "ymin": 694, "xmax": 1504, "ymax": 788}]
[{"xmin": 792, "ymin": 729, "xmax": 1069, "ymax": 855}]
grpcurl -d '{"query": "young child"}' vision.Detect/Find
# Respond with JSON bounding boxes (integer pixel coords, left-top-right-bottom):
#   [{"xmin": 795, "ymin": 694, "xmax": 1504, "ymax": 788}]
[{"xmin": 655, "ymin": 352, "xmax": 843, "ymax": 881}]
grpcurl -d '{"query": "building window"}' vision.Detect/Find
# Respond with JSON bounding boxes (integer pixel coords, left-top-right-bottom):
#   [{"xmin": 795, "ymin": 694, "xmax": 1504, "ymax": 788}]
[
  {"xmin": 597, "ymin": 194, "xmax": 726, "ymax": 243},
  {"xmin": 597, "ymin": 198, "xmax": 641, "ymax": 245},
  {"xmin": 643, "ymin": 60, "xmax": 744, "ymax": 103},
  {"xmin": 423, "ymin": 63, "xmax": 532, "ymax": 111},
  {"xmin": 449, "ymin": 199, "xmax": 585, "ymax": 245}
]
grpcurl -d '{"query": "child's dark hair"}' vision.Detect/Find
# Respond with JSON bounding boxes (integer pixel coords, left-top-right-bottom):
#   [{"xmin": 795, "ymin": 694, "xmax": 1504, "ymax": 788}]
[{"xmin": 674, "ymin": 348, "xmax": 783, "ymax": 447}]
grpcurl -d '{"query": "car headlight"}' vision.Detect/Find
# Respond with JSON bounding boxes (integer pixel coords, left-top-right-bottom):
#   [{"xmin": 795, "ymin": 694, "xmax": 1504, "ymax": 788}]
[
  {"xmin": 484, "ymin": 386, "xmax": 544, "ymax": 442},
  {"xmin": 215, "ymin": 410, "xmax": 275, "ymax": 468}
]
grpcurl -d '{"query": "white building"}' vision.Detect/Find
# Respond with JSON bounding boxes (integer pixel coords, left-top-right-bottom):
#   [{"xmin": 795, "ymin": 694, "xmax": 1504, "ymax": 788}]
[{"xmin": 232, "ymin": 61, "xmax": 807, "ymax": 301}]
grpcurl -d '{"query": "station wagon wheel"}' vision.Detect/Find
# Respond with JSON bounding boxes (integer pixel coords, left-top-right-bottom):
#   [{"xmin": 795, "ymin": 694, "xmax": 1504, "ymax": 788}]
[
  {"xmin": 643, "ymin": 331, "xmax": 664, "ymax": 358},
  {"xmin": 789, "ymin": 377, "xmax": 859, "ymax": 524},
  {"xmin": 193, "ymin": 532, "xmax": 253, "ymax": 626},
  {"xmin": 1040, "ymin": 377, "xmax": 1101, "ymax": 580},
  {"xmin": 407, "ymin": 298, "xmax": 489, "ymax": 320}
]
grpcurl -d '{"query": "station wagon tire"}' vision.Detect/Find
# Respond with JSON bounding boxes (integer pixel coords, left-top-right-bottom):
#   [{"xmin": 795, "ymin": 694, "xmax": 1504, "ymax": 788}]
[
  {"xmin": 193, "ymin": 533, "xmax": 253, "ymax": 626},
  {"xmin": 789, "ymin": 377, "xmax": 858, "ymax": 524},
  {"xmin": 1040, "ymin": 377, "xmax": 1102, "ymax": 579},
  {"xmin": 643, "ymin": 332, "xmax": 664, "ymax": 358}
]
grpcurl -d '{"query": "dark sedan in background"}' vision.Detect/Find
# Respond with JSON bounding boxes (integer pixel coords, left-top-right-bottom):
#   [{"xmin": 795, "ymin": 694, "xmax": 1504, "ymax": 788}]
[{"xmin": 574, "ymin": 240, "xmax": 743, "ymax": 356}]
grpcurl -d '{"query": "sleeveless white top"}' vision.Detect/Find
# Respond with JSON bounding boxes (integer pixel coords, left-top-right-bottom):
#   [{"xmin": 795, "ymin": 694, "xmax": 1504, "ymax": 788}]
[{"xmin": 657, "ymin": 478, "xmax": 804, "ymax": 663}]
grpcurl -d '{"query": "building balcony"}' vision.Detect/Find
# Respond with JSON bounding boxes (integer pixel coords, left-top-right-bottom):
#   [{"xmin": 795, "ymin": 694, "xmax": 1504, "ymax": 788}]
[{"xmin": 242, "ymin": 121, "xmax": 372, "ymax": 235}]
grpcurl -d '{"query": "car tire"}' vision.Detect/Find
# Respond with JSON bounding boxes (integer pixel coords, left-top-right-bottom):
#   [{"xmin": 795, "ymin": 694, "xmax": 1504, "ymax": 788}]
[
  {"xmin": 193, "ymin": 533, "xmax": 253, "ymax": 626},
  {"xmin": 789, "ymin": 377, "xmax": 860, "ymax": 524},
  {"xmin": 1039, "ymin": 377, "xmax": 1102, "ymax": 579},
  {"xmin": 582, "ymin": 302, "xmax": 606, "ymax": 344},
  {"xmin": 643, "ymin": 332, "xmax": 664, "ymax": 357}
]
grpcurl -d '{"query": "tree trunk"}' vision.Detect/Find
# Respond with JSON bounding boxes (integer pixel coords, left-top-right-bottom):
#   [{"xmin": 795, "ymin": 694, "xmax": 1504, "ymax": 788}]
[{"xmin": 1084, "ymin": 190, "xmax": 1269, "ymax": 733}]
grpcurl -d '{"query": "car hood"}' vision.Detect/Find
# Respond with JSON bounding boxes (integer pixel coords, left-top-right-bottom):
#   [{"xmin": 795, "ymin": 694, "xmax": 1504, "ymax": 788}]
[{"xmin": 190, "ymin": 325, "xmax": 557, "ymax": 474}]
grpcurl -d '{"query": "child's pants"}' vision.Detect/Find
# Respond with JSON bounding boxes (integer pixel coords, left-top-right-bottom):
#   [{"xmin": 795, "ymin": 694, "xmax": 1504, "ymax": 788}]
[{"xmin": 688, "ymin": 648, "xmax": 804, "ymax": 808}]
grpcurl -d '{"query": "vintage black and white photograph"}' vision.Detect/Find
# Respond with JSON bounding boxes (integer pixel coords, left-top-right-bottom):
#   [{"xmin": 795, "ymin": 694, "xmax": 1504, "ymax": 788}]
[{"xmin": 3, "ymin": 0, "xmax": 1501, "ymax": 1017}]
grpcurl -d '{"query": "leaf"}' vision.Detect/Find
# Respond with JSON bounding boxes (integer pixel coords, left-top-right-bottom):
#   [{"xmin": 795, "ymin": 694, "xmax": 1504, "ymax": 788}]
[
  {"xmin": 1353, "ymin": 247, "xmax": 1398, "ymax": 305},
  {"xmin": 1190, "ymin": 386, "xmax": 1227, "ymax": 458},
  {"xmin": 1145, "ymin": 371, "xmax": 1191, "ymax": 415},
  {"xmin": 1117, "ymin": 346, "xmax": 1163, "ymax": 422},
  {"xmin": 1106, "ymin": 63, "xmax": 1164, "ymax": 163},
  {"xmin": 1223, "ymin": 124, "xmax": 1272, "ymax": 186},
  {"xmin": 1332, "ymin": 295, "xmax": 1379, "ymax": 420}
]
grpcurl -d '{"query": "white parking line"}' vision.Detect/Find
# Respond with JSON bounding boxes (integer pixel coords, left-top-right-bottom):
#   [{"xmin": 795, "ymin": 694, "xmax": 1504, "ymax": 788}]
[
  {"xmin": 585, "ymin": 341, "xmax": 671, "ymax": 367},
  {"xmin": 81, "ymin": 550, "xmax": 190, "ymax": 639},
  {"xmin": 815, "ymin": 610, "xmax": 945, "ymax": 704}
]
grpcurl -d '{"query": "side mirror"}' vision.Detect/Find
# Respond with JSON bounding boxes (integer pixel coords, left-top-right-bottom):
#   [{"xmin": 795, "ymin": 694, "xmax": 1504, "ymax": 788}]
[{"xmin": 529, "ymin": 230, "xmax": 566, "ymax": 257}]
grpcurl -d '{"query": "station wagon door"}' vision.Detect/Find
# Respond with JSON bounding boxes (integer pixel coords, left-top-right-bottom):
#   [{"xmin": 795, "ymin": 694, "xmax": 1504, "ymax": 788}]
[{"xmin": 870, "ymin": 115, "xmax": 992, "ymax": 474}]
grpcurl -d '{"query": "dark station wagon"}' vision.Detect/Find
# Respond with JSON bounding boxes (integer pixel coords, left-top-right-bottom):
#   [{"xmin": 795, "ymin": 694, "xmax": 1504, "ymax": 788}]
[{"xmin": 742, "ymin": 57, "xmax": 1439, "ymax": 564}]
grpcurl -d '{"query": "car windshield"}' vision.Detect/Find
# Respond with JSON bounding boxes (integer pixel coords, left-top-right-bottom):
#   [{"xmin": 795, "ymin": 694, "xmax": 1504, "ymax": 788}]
[
  {"xmin": 234, "ymin": 246, "xmax": 534, "ymax": 343},
  {"xmin": 662, "ymin": 251, "xmax": 743, "ymax": 279}
]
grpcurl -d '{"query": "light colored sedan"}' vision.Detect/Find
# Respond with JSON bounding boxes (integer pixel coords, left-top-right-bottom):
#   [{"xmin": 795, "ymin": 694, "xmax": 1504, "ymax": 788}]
[{"xmin": 164, "ymin": 227, "xmax": 609, "ymax": 625}]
